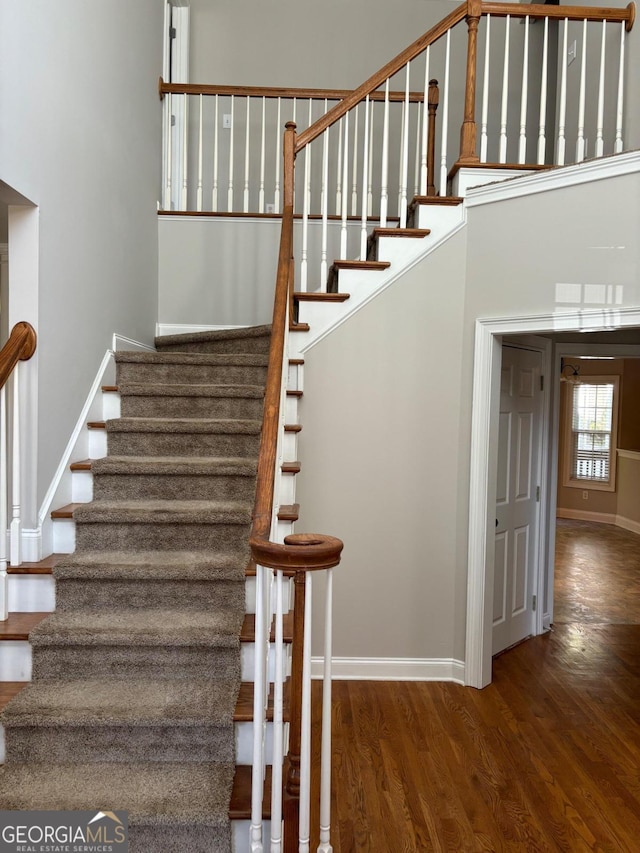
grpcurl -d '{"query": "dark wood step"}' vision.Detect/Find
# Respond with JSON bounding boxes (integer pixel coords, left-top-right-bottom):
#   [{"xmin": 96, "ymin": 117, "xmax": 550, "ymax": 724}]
[
  {"xmin": 278, "ymin": 504, "xmax": 299, "ymax": 522},
  {"xmin": 234, "ymin": 678, "xmax": 291, "ymax": 723},
  {"xmin": 367, "ymin": 227, "xmax": 432, "ymax": 260},
  {"xmin": 281, "ymin": 461, "xmax": 301, "ymax": 474},
  {"xmin": 87, "ymin": 421, "xmax": 106, "ymax": 430},
  {"xmin": 70, "ymin": 459, "xmax": 92, "ymax": 472},
  {"xmin": 289, "ymin": 322, "xmax": 310, "ymax": 332},
  {"xmin": 294, "ymin": 292, "xmax": 350, "ymax": 302},
  {"xmin": 284, "ymin": 424, "xmax": 302, "ymax": 434},
  {"xmin": 0, "ymin": 612, "xmax": 50, "ymax": 641},
  {"xmin": 241, "ymin": 612, "xmax": 293, "ymax": 644},
  {"xmin": 8, "ymin": 554, "xmax": 64, "ymax": 575},
  {"xmin": 229, "ymin": 765, "xmax": 272, "ymax": 820},
  {"xmin": 50, "ymin": 503, "xmax": 84, "ymax": 520},
  {"xmin": 288, "ymin": 359, "xmax": 304, "ymax": 366},
  {"xmin": 332, "ymin": 259, "xmax": 390, "ymax": 272},
  {"xmin": 410, "ymin": 195, "xmax": 463, "ymax": 206},
  {"xmin": 101, "ymin": 385, "xmax": 119, "ymax": 393},
  {"xmin": 286, "ymin": 390, "xmax": 303, "ymax": 398}
]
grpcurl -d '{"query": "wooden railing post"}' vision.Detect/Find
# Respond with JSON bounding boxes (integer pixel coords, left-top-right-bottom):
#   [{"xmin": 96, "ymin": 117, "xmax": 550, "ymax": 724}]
[
  {"xmin": 459, "ymin": 0, "xmax": 482, "ymax": 164},
  {"xmin": 427, "ymin": 79, "xmax": 439, "ymax": 196}
]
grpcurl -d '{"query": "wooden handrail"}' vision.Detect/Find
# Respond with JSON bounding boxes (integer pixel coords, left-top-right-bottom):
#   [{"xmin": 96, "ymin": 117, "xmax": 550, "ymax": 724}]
[
  {"xmin": 482, "ymin": 1, "xmax": 635, "ymax": 29},
  {"xmin": 0, "ymin": 322, "xmax": 37, "ymax": 391}
]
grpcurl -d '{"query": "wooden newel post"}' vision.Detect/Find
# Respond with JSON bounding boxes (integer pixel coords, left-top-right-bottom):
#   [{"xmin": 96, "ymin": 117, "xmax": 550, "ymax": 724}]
[
  {"xmin": 283, "ymin": 121, "xmax": 297, "ymax": 329},
  {"xmin": 283, "ymin": 569, "xmax": 306, "ymax": 853},
  {"xmin": 427, "ymin": 79, "xmax": 439, "ymax": 197},
  {"xmin": 459, "ymin": 0, "xmax": 482, "ymax": 164}
]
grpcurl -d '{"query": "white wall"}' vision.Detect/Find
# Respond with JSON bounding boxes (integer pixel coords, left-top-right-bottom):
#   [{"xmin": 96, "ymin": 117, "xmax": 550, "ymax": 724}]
[{"xmin": 0, "ymin": 0, "xmax": 164, "ymax": 508}]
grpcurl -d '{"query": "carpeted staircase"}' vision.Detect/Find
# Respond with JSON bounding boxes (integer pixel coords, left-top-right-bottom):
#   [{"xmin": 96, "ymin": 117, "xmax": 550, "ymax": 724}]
[{"xmin": 0, "ymin": 325, "xmax": 271, "ymax": 853}]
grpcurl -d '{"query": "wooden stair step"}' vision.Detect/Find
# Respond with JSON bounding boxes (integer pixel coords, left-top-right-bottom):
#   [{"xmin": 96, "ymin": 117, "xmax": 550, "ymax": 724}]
[
  {"xmin": 0, "ymin": 682, "xmax": 28, "ymax": 713},
  {"xmin": 101, "ymin": 385, "xmax": 119, "ymax": 393},
  {"xmin": 8, "ymin": 554, "xmax": 64, "ymax": 575},
  {"xmin": 241, "ymin": 612, "xmax": 293, "ymax": 644},
  {"xmin": 289, "ymin": 322, "xmax": 310, "ymax": 332},
  {"xmin": 278, "ymin": 504, "xmax": 299, "ymax": 522},
  {"xmin": 331, "ymin": 259, "xmax": 390, "ymax": 271},
  {"xmin": 87, "ymin": 421, "xmax": 106, "ymax": 430},
  {"xmin": 234, "ymin": 679, "xmax": 291, "ymax": 723},
  {"xmin": 284, "ymin": 424, "xmax": 302, "ymax": 434},
  {"xmin": 70, "ymin": 459, "xmax": 92, "ymax": 472},
  {"xmin": 288, "ymin": 358, "xmax": 304, "ymax": 366},
  {"xmin": 229, "ymin": 765, "xmax": 272, "ymax": 820},
  {"xmin": 0, "ymin": 612, "xmax": 50, "ymax": 641},
  {"xmin": 372, "ymin": 227, "xmax": 431, "ymax": 239},
  {"xmin": 50, "ymin": 503, "xmax": 84, "ymax": 520},
  {"xmin": 294, "ymin": 292, "xmax": 350, "ymax": 302},
  {"xmin": 286, "ymin": 390, "xmax": 303, "ymax": 398},
  {"xmin": 410, "ymin": 195, "xmax": 463, "ymax": 206},
  {"xmin": 281, "ymin": 461, "xmax": 300, "ymax": 474}
]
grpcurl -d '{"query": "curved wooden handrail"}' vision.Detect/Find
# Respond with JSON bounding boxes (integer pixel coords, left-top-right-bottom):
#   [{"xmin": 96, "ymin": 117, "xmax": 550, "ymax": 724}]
[
  {"xmin": 0, "ymin": 322, "xmax": 37, "ymax": 391},
  {"xmin": 482, "ymin": 1, "xmax": 635, "ymax": 29}
]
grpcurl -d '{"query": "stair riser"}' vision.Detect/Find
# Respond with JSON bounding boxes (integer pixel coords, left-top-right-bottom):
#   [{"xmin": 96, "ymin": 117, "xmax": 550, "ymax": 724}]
[
  {"xmin": 106, "ymin": 431, "xmax": 261, "ymax": 458},
  {"xmin": 74, "ymin": 522, "xmax": 251, "ymax": 553},
  {"xmin": 32, "ymin": 645, "xmax": 241, "ymax": 682},
  {"xmin": 92, "ymin": 473, "xmax": 257, "ymax": 502},
  {"xmin": 8, "ymin": 575, "xmax": 56, "ymax": 612},
  {"xmin": 120, "ymin": 395, "xmax": 264, "ymax": 420},
  {"xmin": 4, "ymin": 723, "xmax": 235, "ymax": 764},
  {"xmin": 55, "ymin": 579, "xmax": 245, "ymax": 613},
  {"xmin": 116, "ymin": 363, "xmax": 268, "ymax": 386}
]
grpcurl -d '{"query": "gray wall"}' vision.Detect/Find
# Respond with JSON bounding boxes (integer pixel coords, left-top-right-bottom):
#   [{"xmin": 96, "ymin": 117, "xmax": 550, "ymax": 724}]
[{"xmin": 0, "ymin": 0, "xmax": 164, "ymax": 505}]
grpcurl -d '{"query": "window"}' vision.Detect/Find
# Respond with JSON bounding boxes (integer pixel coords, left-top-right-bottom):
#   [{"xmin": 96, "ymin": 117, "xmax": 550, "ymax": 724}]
[{"xmin": 563, "ymin": 376, "xmax": 619, "ymax": 491}]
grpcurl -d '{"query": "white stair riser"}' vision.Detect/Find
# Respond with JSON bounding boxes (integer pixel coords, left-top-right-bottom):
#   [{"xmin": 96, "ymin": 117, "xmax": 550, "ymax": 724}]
[
  {"xmin": 8, "ymin": 576, "xmax": 55, "ymax": 613},
  {"xmin": 52, "ymin": 519, "xmax": 75, "ymax": 554},
  {"xmin": 72, "ymin": 470, "xmax": 93, "ymax": 503},
  {"xmin": 242, "ymin": 643, "xmax": 291, "ymax": 682},
  {"xmin": 415, "ymin": 203, "xmax": 463, "ymax": 232},
  {"xmin": 282, "ymin": 432, "xmax": 298, "ymax": 460},
  {"xmin": 278, "ymin": 475, "xmax": 297, "ymax": 506},
  {"xmin": 233, "ymin": 820, "xmax": 272, "ymax": 853},
  {"xmin": 102, "ymin": 392, "xmax": 121, "ymax": 420},
  {"xmin": 0, "ymin": 641, "xmax": 31, "ymax": 682},
  {"xmin": 88, "ymin": 429, "xmax": 108, "ymax": 459},
  {"xmin": 284, "ymin": 396, "xmax": 298, "ymax": 423}
]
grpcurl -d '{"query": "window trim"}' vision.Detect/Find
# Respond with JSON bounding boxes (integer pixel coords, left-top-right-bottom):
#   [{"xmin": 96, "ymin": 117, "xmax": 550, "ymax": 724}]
[{"xmin": 562, "ymin": 374, "xmax": 620, "ymax": 493}]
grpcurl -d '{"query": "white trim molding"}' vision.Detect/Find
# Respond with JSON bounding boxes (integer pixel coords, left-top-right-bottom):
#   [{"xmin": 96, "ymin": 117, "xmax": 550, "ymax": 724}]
[
  {"xmin": 112, "ymin": 334, "xmax": 156, "ymax": 353},
  {"xmin": 557, "ymin": 508, "xmax": 616, "ymax": 525},
  {"xmin": 311, "ymin": 656, "xmax": 466, "ymax": 684},
  {"xmin": 156, "ymin": 323, "xmax": 251, "ymax": 338}
]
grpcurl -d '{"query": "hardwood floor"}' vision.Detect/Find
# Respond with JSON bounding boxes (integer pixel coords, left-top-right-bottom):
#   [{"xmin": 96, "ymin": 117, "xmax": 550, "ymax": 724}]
[{"xmin": 313, "ymin": 520, "xmax": 640, "ymax": 852}]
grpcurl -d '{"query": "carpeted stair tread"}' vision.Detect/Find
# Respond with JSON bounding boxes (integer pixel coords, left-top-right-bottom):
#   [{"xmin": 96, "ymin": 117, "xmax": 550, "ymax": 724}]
[
  {"xmin": 118, "ymin": 382, "xmax": 265, "ymax": 399},
  {"xmin": 106, "ymin": 417, "xmax": 262, "ymax": 435},
  {"xmin": 115, "ymin": 351, "xmax": 269, "ymax": 367},
  {"xmin": 73, "ymin": 499, "xmax": 252, "ymax": 525},
  {"xmin": 1, "ymin": 678, "xmax": 238, "ymax": 727},
  {"xmin": 0, "ymin": 762, "xmax": 235, "ymax": 826},
  {"xmin": 53, "ymin": 550, "xmax": 246, "ymax": 581},
  {"xmin": 91, "ymin": 456, "xmax": 257, "ymax": 477},
  {"xmin": 29, "ymin": 609, "xmax": 243, "ymax": 647},
  {"xmin": 155, "ymin": 324, "xmax": 271, "ymax": 350}
]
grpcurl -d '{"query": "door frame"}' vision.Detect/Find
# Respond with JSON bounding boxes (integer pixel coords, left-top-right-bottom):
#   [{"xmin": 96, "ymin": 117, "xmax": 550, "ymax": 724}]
[{"xmin": 465, "ymin": 306, "xmax": 640, "ymax": 688}]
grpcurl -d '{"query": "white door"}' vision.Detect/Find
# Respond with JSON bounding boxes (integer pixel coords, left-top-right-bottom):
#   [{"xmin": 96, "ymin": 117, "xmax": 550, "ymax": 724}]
[{"xmin": 493, "ymin": 345, "xmax": 543, "ymax": 655}]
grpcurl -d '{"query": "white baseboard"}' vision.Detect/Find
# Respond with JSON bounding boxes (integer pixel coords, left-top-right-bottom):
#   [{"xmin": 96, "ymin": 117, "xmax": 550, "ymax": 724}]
[
  {"xmin": 556, "ymin": 508, "xmax": 616, "ymax": 525},
  {"xmin": 311, "ymin": 656, "xmax": 466, "ymax": 684},
  {"xmin": 156, "ymin": 323, "xmax": 249, "ymax": 337},
  {"xmin": 112, "ymin": 333, "xmax": 156, "ymax": 352},
  {"xmin": 615, "ymin": 515, "xmax": 640, "ymax": 536}
]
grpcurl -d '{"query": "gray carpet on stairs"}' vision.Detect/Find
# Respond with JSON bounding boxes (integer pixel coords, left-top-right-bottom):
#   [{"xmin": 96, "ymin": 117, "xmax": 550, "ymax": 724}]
[{"xmin": 0, "ymin": 326, "xmax": 270, "ymax": 853}]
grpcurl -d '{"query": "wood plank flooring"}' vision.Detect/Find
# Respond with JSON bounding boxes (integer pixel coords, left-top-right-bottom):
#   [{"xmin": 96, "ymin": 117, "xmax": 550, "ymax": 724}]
[{"xmin": 311, "ymin": 520, "xmax": 640, "ymax": 852}]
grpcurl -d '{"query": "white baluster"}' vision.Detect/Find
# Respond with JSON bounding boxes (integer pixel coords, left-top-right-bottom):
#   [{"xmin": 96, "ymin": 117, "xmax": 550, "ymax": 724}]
[
  {"xmin": 537, "ymin": 17, "xmax": 549, "ymax": 165},
  {"xmin": 0, "ymin": 386, "xmax": 8, "ymax": 621},
  {"xmin": 614, "ymin": 22, "xmax": 626, "ymax": 154},
  {"xmin": 10, "ymin": 369, "xmax": 21, "ymax": 567},
  {"xmin": 420, "ymin": 46, "xmax": 431, "ymax": 193},
  {"xmin": 181, "ymin": 93, "xmax": 188, "ymax": 210},
  {"xmin": 298, "ymin": 573, "xmax": 313, "ymax": 853},
  {"xmin": 595, "ymin": 21, "xmax": 607, "ymax": 158},
  {"xmin": 367, "ymin": 102, "xmax": 374, "ymax": 217},
  {"xmin": 576, "ymin": 19, "xmax": 588, "ymax": 162},
  {"xmin": 244, "ymin": 96, "xmax": 251, "ymax": 212},
  {"xmin": 518, "ymin": 17, "xmax": 530, "ymax": 164},
  {"xmin": 250, "ymin": 564, "xmax": 267, "ymax": 853},
  {"xmin": 397, "ymin": 101, "xmax": 405, "ymax": 217},
  {"xmin": 340, "ymin": 113, "xmax": 349, "ymax": 259},
  {"xmin": 196, "ymin": 94, "xmax": 203, "ymax": 211},
  {"xmin": 557, "ymin": 19, "xmax": 569, "ymax": 165},
  {"xmin": 480, "ymin": 14, "xmax": 491, "ymax": 162},
  {"xmin": 259, "ymin": 96, "xmax": 266, "ymax": 213},
  {"xmin": 351, "ymin": 104, "xmax": 359, "ymax": 216},
  {"xmin": 306, "ymin": 101, "xmax": 313, "ymax": 212},
  {"xmin": 212, "ymin": 94, "xmax": 219, "ymax": 212},
  {"xmin": 300, "ymin": 138, "xmax": 311, "ymax": 293},
  {"xmin": 270, "ymin": 569, "xmax": 285, "ymax": 853},
  {"xmin": 320, "ymin": 122, "xmax": 330, "ymax": 287},
  {"xmin": 399, "ymin": 62, "xmax": 411, "ymax": 228},
  {"xmin": 360, "ymin": 96, "xmax": 371, "ymax": 260},
  {"xmin": 380, "ymin": 82, "xmax": 390, "ymax": 227},
  {"xmin": 164, "ymin": 92, "xmax": 173, "ymax": 209},
  {"xmin": 316, "ymin": 569, "xmax": 334, "ymax": 853},
  {"xmin": 228, "ymin": 96, "xmax": 235, "ymax": 210},
  {"xmin": 499, "ymin": 15, "xmax": 511, "ymax": 163},
  {"xmin": 336, "ymin": 116, "xmax": 343, "ymax": 216},
  {"xmin": 274, "ymin": 98, "xmax": 282, "ymax": 212},
  {"xmin": 439, "ymin": 30, "xmax": 451, "ymax": 196},
  {"xmin": 414, "ymin": 101, "xmax": 422, "ymax": 198}
]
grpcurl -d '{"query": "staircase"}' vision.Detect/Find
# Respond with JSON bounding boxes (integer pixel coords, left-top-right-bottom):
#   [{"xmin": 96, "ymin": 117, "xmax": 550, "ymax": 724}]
[{"xmin": 0, "ymin": 325, "xmax": 288, "ymax": 853}]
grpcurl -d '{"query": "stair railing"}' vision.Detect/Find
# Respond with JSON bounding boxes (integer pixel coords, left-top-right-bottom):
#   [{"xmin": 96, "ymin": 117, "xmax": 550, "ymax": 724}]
[
  {"xmin": 249, "ymin": 122, "xmax": 343, "ymax": 852},
  {"xmin": 0, "ymin": 321, "xmax": 37, "ymax": 620}
]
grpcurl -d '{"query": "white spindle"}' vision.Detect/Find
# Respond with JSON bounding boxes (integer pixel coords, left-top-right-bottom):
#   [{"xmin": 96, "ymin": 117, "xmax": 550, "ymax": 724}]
[
  {"xmin": 228, "ymin": 96, "xmax": 235, "ymax": 210},
  {"xmin": 399, "ymin": 62, "xmax": 411, "ymax": 228},
  {"xmin": 298, "ymin": 573, "xmax": 313, "ymax": 853},
  {"xmin": 336, "ymin": 117, "xmax": 343, "ymax": 216},
  {"xmin": 270, "ymin": 569, "xmax": 286, "ymax": 853},
  {"xmin": 259, "ymin": 97, "xmax": 266, "ymax": 213},
  {"xmin": 212, "ymin": 94, "xmax": 219, "ymax": 211},
  {"xmin": 0, "ymin": 386, "xmax": 7, "ymax": 621},
  {"xmin": 499, "ymin": 15, "xmax": 511, "ymax": 163},
  {"xmin": 397, "ymin": 102, "xmax": 405, "ymax": 216},
  {"xmin": 274, "ymin": 99, "xmax": 282, "ymax": 212},
  {"xmin": 518, "ymin": 17, "xmax": 530, "ymax": 164},
  {"xmin": 480, "ymin": 14, "xmax": 491, "ymax": 162},
  {"xmin": 306, "ymin": 101, "xmax": 313, "ymax": 212},
  {"xmin": 340, "ymin": 113, "xmax": 349, "ymax": 259},
  {"xmin": 557, "ymin": 19, "xmax": 569, "ymax": 165},
  {"xmin": 197, "ymin": 94, "xmax": 203, "ymax": 211},
  {"xmin": 250, "ymin": 565, "xmax": 267, "ymax": 853},
  {"xmin": 360, "ymin": 96, "xmax": 371, "ymax": 260},
  {"xmin": 300, "ymin": 134, "xmax": 311, "ymax": 292},
  {"xmin": 244, "ymin": 96, "xmax": 251, "ymax": 212},
  {"xmin": 367, "ymin": 102, "xmax": 374, "ymax": 218},
  {"xmin": 351, "ymin": 104, "xmax": 359, "ymax": 216},
  {"xmin": 10, "ymin": 369, "xmax": 21, "ymax": 567},
  {"xmin": 595, "ymin": 21, "xmax": 607, "ymax": 158},
  {"xmin": 320, "ymin": 123, "xmax": 330, "ymax": 287},
  {"xmin": 537, "ymin": 17, "xmax": 549, "ymax": 165},
  {"xmin": 181, "ymin": 94, "xmax": 188, "ymax": 210},
  {"xmin": 439, "ymin": 30, "xmax": 451, "ymax": 196},
  {"xmin": 576, "ymin": 19, "xmax": 588, "ymax": 162},
  {"xmin": 316, "ymin": 569, "xmax": 334, "ymax": 853},
  {"xmin": 165, "ymin": 92, "xmax": 173, "ymax": 209},
  {"xmin": 380, "ymin": 81, "xmax": 390, "ymax": 228},
  {"xmin": 615, "ymin": 22, "xmax": 625, "ymax": 153},
  {"xmin": 414, "ymin": 101, "xmax": 422, "ymax": 198},
  {"xmin": 420, "ymin": 46, "xmax": 431, "ymax": 193}
]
